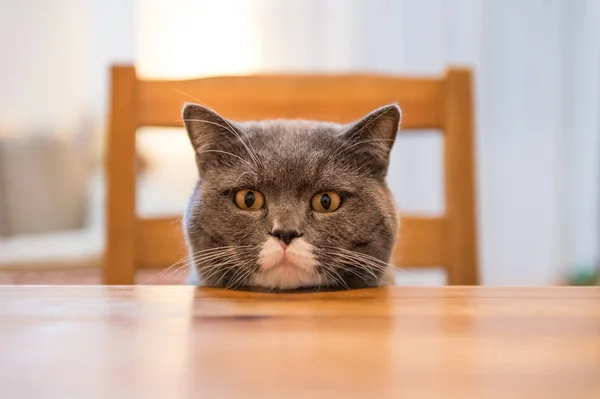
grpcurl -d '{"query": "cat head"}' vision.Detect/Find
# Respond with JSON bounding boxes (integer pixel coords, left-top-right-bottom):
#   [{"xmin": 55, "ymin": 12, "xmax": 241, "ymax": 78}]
[{"xmin": 182, "ymin": 103, "xmax": 400, "ymax": 290}]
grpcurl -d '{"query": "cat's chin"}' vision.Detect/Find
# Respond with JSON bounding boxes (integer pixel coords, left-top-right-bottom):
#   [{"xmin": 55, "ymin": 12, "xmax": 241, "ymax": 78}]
[
  {"xmin": 252, "ymin": 264, "xmax": 325, "ymax": 290},
  {"xmin": 254, "ymin": 236, "xmax": 321, "ymax": 290}
]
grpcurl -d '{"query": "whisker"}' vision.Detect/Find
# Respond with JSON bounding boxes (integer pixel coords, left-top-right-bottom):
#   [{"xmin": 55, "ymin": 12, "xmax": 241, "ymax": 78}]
[
  {"xmin": 199, "ymin": 264, "xmax": 238, "ymax": 286},
  {"xmin": 142, "ymin": 263, "xmax": 190, "ymax": 285},
  {"xmin": 318, "ymin": 245, "xmax": 409, "ymax": 286},
  {"xmin": 195, "ymin": 149, "xmax": 257, "ymax": 170},
  {"xmin": 232, "ymin": 170, "xmax": 255, "ymax": 187},
  {"xmin": 345, "ymin": 106, "xmax": 395, "ymax": 143},
  {"xmin": 206, "ymin": 264, "xmax": 240, "ymax": 286},
  {"xmin": 228, "ymin": 262, "xmax": 257, "ymax": 289},
  {"xmin": 320, "ymin": 265, "xmax": 344, "ymax": 287},
  {"xmin": 228, "ymin": 170, "xmax": 259, "ymax": 197},
  {"xmin": 330, "ymin": 106, "xmax": 396, "ymax": 161},
  {"xmin": 333, "ymin": 138, "xmax": 395, "ymax": 158},
  {"xmin": 332, "ymin": 257, "xmax": 389, "ymax": 282},
  {"xmin": 175, "ymin": 249, "xmax": 243, "ymax": 274},
  {"xmin": 170, "ymin": 246, "xmax": 248, "ymax": 268},
  {"xmin": 172, "ymin": 93, "xmax": 261, "ymax": 168},
  {"xmin": 171, "ymin": 263, "xmax": 193, "ymax": 282},
  {"xmin": 172, "ymin": 87, "xmax": 203, "ymax": 104},
  {"xmin": 321, "ymin": 254, "xmax": 373, "ymax": 283},
  {"xmin": 225, "ymin": 261, "xmax": 251, "ymax": 289},
  {"xmin": 323, "ymin": 246, "xmax": 406, "ymax": 272},
  {"xmin": 321, "ymin": 253, "xmax": 389, "ymax": 275},
  {"xmin": 196, "ymin": 245, "xmax": 259, "ymax": 286},
  {"xmin": 211, "ymin": 263, "xmax": 244, "ymax": 287},
  {"xmin": 320, "ymin": 249, "xmax": 389, "ymax": 269},
  {"xmin": 320, "ymin": 252, "xmax": 380, "ymax": 282},
  {"xmin": 139, "ymin": 246, "xmax": 254, "ymax": 285},
  {"xmin": 319, "ymin": 265, "xmax": 350, "ymax": 289},
  {"xmin": 313, "ymin": 265, "xmax": 324, "ymax": 291},
  {"xmin": 139, "ymin": 259, "xmax": 194, "ymax": 285},
  {"xmin": 201, "ymin": 261, "xmax": 241, "ymax": 283},
  {"xmin": 181, "ymin": 118, "xmax": 260, "ymax": 167}
]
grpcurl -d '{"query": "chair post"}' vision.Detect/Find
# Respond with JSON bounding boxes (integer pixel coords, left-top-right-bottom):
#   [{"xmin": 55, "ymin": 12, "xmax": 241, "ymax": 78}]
[
  {"xmin": 103, "ymin": 65, "xmax": 138, "ymax": 285},
  {"xmin": 443, "ymin": 68, "xmax": 480, "ymax": 285}
]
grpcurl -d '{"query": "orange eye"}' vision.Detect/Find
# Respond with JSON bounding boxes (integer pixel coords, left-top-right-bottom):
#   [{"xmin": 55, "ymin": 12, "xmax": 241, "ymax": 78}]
[
  {"xmin": 234, "ymin": 190, "xmax": 264, "ymax": 211},
  {"xmin": 311, "ymin": 192, "xmax": 341, "ymax": 213}
]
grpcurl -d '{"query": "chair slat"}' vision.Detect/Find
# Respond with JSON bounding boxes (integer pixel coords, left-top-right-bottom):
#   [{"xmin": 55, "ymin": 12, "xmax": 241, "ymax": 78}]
[{"xmin": 136, "ymin": 74, "xmax": 444, "ymax": 128}]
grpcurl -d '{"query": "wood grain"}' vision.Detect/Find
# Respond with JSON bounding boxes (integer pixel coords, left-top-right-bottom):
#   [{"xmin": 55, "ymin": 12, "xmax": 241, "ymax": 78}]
[
  {"xmin": 392, "ymin": 215, "xmax": 445, "ymax": 267},
  {"xmin": 137, "ymin": 74, "xmax": 444, "ymax": 128},
  {"xmin": 0, "ymin": 286, "xmax": 598, "ymax": 399},
  {"xmin": 136, "ymin": 217, "xmax": 187, "ymax": 269},
  {"xmin": 443, "ymin": 68, "xmax": 479, "ymax": 285},
  {"xmin": 104, "ymin": 66, "xmax": 137, "ymax": 285}
]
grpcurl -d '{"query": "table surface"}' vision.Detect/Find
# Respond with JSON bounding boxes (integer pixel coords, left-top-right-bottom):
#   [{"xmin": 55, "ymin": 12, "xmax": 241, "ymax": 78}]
[{"xmin": 1, "ymin": 286, "xmax": 599, "ymax": 399}]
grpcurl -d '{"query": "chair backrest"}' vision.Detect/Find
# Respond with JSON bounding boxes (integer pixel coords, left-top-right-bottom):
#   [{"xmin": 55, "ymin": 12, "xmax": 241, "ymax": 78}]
[{"xmin": 104, "ymin": 66, "xmax": 479, "ymax": 285}]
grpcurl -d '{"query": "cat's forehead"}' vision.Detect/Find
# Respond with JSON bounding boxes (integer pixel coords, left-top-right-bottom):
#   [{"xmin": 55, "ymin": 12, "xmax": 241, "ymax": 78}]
[
  {"xmin": 241, "ymin": 119, "xmax": 343, "ymax": 161},
  {"xmin": 242, "ymin": 119, "xmax": 341, "ymax": 142},
  {"xmin": 241, "ymin": 119, "xmax": 343, "ymax": 134},
  {"xmin": 248, "ymin": 119, "xmax": 341, "ymax": 161},
  {"xmin": 214, "ymin": 119, "xmax": 358, "ymax": 194}
]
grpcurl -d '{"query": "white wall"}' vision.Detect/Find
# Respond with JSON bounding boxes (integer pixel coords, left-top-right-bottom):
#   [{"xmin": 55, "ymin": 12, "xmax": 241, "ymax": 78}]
[{"xmin": 0, "ymin": 0, "xmax": 134, "ymax": 136}]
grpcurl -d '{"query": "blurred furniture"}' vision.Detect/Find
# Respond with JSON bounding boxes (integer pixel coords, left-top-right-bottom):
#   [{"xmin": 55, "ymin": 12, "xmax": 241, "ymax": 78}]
[
  {"xmin": 0, "ymin": 135, "xmax": 102, "ymax": 271},
  {"xmin": 104, "ymin": 66, "xmax": 479, "ymax": 285},
  {"xmin": 2, "ymin": 286, "xmax": 599, "ymax": 397},
  {"xmin": 0, "ymin": 135, "xmax": 88, "ymax": 236}
]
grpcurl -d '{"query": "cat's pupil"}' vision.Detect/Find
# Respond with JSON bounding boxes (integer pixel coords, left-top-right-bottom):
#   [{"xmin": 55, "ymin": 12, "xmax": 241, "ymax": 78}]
[
  {"xmin": 244, "ymin": 191, "xmax": 255, "ymax": 208},
  {"xmin": 320, "ymin": 194, "xmax": 331, "ymax": 210}
]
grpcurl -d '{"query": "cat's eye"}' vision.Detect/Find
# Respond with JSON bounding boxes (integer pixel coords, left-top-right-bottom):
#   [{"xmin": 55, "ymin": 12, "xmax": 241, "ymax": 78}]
[
  {"xmin": 234, "ymin": 189, "xmax": 264, "ymax": 211},
  {"xmin": 311, "ymin": 192, "xmax": 341, "ymax": 213}
]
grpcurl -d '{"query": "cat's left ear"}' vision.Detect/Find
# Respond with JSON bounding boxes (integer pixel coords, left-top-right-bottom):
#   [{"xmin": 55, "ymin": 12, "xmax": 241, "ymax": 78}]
[{"xmin": 341, "ymin": 104, "xmax": 401, "ymax": 175}]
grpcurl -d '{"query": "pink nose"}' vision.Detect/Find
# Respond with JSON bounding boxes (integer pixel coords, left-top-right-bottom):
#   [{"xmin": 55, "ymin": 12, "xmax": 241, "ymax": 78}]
[{"xmin": 278, "ymin": 241, "xmax": 288, "ymax": 251}]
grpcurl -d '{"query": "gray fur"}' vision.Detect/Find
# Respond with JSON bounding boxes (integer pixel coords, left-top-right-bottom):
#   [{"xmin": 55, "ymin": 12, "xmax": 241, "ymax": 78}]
[{"xmin": 182, "ymin": 103, "xmax": 401, "ymax": 290}]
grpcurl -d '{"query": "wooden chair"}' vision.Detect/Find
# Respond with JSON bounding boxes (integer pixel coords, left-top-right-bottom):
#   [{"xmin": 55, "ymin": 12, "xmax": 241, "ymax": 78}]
[{"xmin": 104, "ymin": 66, "xmax": 479, "ymax": 285}]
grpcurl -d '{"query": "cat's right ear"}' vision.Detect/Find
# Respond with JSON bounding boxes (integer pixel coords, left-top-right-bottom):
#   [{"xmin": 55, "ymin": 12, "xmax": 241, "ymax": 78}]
[
  {"xmin": 182, "ymin": 103, "xmax": 242, "ymax": 169},
  {"xmin": 183, "ymin": 103, "xmax": 231, "ymax": 153}
]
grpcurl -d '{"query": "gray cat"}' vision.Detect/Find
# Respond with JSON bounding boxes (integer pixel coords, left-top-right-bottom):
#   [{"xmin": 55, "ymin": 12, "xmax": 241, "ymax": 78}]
[{"xmin": 182, "ymin": 103, "xmax": 401, "ymax": 290}]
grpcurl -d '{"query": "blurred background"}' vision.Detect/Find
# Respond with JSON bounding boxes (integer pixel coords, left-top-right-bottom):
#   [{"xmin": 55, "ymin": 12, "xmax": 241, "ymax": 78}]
[{"xmin": 0, "ymin": 0, "xmax": 598, "ymax": 285}]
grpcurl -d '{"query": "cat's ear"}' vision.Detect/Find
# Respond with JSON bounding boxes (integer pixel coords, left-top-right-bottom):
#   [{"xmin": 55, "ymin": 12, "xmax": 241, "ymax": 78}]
[
  {"xmin": 341, "ymin": 104, "xmax": 401, "ymax": 175},
  {"xmin": 183, "ymin": 102, "xmax": 234, "ymax": 153},
  {"xmin": 182, "ymin": 103, "xmax": 244, "ymax": 169}
]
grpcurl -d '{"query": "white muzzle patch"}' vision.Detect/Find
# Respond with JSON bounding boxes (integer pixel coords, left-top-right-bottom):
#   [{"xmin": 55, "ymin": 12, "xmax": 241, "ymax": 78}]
[{"xmin": 253, "ymin": 236, "xmax": 322, "ymax": 289}]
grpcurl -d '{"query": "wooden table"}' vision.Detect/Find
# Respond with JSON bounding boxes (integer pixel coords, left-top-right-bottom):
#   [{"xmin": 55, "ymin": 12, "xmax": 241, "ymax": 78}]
[{"xmin": 1, "ymin": 286, "xmax": 599, "ymax": 398}]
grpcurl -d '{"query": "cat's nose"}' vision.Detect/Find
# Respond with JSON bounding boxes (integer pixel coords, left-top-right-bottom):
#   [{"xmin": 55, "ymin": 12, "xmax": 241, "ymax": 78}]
[{"xmin": 271, "ymin": 229, "xmax": 302, "ymax": 246}]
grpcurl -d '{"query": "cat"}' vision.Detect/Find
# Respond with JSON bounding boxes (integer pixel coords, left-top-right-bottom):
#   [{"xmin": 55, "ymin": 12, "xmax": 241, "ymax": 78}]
[{"xmin": 182, "ymin": 102, "xmax": 401, "ymax": 290}]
